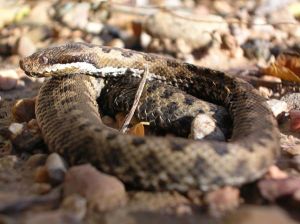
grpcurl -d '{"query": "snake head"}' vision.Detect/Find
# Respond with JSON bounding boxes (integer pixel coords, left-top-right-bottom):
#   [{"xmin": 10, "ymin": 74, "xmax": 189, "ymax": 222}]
[{"xmin": 19, "ymin": 42, "xmax": 101, "ymax": 77}]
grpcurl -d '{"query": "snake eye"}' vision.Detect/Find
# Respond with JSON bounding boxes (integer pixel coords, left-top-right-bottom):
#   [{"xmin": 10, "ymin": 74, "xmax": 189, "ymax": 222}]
[{"xmin": 39, "ymin": 56, "xmax": 48, "ymax": 64}]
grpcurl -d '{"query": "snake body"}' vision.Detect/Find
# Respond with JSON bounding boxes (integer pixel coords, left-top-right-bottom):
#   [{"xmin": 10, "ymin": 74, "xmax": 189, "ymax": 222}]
[{"xmin": 20, "ymin": 42, "xmax": 280, "ymax": 192}]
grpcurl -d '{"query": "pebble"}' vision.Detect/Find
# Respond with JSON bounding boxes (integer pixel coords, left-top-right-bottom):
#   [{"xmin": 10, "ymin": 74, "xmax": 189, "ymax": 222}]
[
  {"xmin": 0, "ymin": 155, "xmax": 18, "ymax": 170},
  {"xmin": 140, "ymin": 32, "xmax": 152, "ymax": 49},
  {"xmin": 258, "ymin": 177, "xmax": 300, "ymax": 201},
  {"xmin": 241, "ymin": 39, "xmax": 271, "ymax": 60},
  {"xmin": 85, "ymin": 22, "xmax": 104, "ymax": 34},
  {"xmin": 27, "ymin": 1, "xmax": 52, "ymax": 25},
  {"xmin": 289, "ymin": 110, "xmax": 300, "ymax": 132},
  {"xmin": 34, "ymin": 166, "xmax": 49, "ymax": 183},
  {"xmin": 190, "ymin": 114, "xmax": 225, "ymax": 141},
  {"xmin": 61, "ymin": 2, "xmax": 90, "ymax": 29},
  {"xmin": 26, "ymin": 153, "xmax": 48, "ymax": 168},
  {"xmin": 204, "ymin": 186, "xmax": 240, "ymax": 217},
  {"xmin": 0, "ymin": 69, "xmax": 19, "ymax": 90},
  {"xmin": 32, "ymin": 183, "xmax": 52, "ymax": 194},
  {"xmin": 8, "ymin": 122, "xmax": 23, "ymax": 135},
  {"xmin": 12, "ymin": 98, "xmax": 35, "ymax": 122},
  {"xmin": 266, "ymin": 99, "xmax": 288, "ymax": 117},
  {"xmin": 64, "ymin": 164, "xmax": 127, "ymax": 211},
  {"xmin": 62, "ymin": 194, "xmax": 87, "ymax": 221},
  {"xmin": 106, "ymin": 38, "xmax": 125, "ymax": 48},
  {"xmin": 17, "ymin": 36, "xmax": 37, "ymax": 57},
  {"xmin": 45, "ymin": 153, "xmax": 67, "ymax": 185},
  {"xmin": 281, "ymin": 93, "xmax": 300, "ymax": 110}
]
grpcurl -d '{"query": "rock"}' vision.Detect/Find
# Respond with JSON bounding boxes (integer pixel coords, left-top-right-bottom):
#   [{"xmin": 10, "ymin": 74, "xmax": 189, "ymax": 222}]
[
  {"xmin": 258, "ymin": 177, "xmax": 300, "ymax": 201},
  {"xmin": 0, "ymin": 155, "xmax": 18, "ymax": 170},
  {"xmin": 61, "ymin": 2, "xmax": 90, "ymax": 29},
  {"xmin": 241, "ymin": 39, "xmax": 271, "ymax": 60},
  {"xmin": 64, "ymin": 164, "xmax": 127, "ymax": 211},
  {"xmin": 144, "ymin": 11, "xmax": 228, "ymax": 49},
  {"xmin": 140, "ymin": 32, "xmax": 152, "ymax": 49},
  {"xmin": 265, "ymin": 165, "xmax": 288, "ymax": 179},
  {"xmin": 8, "ymin": 123, "xmax": 23, "ymax": 135},
  {"xmin": 62, "ymin": 194, "xmax": 87, "ymax": 221},
  {"xmin": 26, "ymin": 154, "xmax": 47, "ymax": 168},
  {"xmin": 34, "ymin": 166, "xmax": 49, "ymax": 183},
  {"xmin": 12, "ymin": 98, "xmax": 35, "ymax": 123},
  {"xmin": 32, "ymin": 183, "xmax": 52, "ymax": 194},
  {"xmin": 266, "ymin": 99, "xmax": 288, "ymax": 117},
  {"xmin": 17, "ymin": 36, "xmax": 37, "ymax": 58},
  {"xmin": 0, "ymin": 69, "xmax": 19, "ymax": 90},
  {"xmin": 204, "ymin": 186, "xmax": 240, "ymax": 217},
  {"xmin": 289, "ymin": 110, "xmax": 300, "ymax": 132},
  {"xmin": 85, "ymin": 22, "xmax": 104, "ymax": 34},
  {"xmin": 45, "ymin": 153, "xmax": 67, "ymax": 185},
  {"xmin": 106, "ymin": 38, "xmax": 125, "ymax": 48},
  {"xmin": 190, "ymin": 114, "xmax": 225, "ymax": 141},
  {"xmin": 225, "ymin": 206, "xmax": 298, "ymax": 224},
  {"xmin": 27, "ymin": 1, "xmax": 52, "ymax": 25},
  {"xmin": 282, "ymin": 93, "xmax": 300, "ymax": 110}
]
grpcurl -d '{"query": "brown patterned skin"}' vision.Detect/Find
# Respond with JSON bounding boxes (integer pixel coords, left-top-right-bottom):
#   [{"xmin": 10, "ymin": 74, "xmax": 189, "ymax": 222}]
[
  {"xmin": 99, "ymin": 76, "xmax": 231, "ymax": 138},
  {"xmin": 20, "ymin": 42, "xmax": 280, "ymax": 192}
]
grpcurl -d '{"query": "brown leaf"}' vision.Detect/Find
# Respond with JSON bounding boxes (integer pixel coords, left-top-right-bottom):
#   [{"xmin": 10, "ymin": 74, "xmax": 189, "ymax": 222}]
[
  {"xmin": 128, "ymin": 122, "xmax": 149, "ymax": 137},
  {"xmin": 277, "ymin": 52, "xmax": 300, "ymax": 75},
  {"xmin": 263, "ymin": 63, "xmax": 300, "ymax": 82}
]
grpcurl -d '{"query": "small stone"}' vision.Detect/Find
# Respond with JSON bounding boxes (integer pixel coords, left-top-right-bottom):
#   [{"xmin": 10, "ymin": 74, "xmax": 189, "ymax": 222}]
[
  {"xmin": 102, "ymin": 115, "xmax": 117, "ymax": 129},
  {"xmin": 17, "ymin": 36, "xmax": 37, "ymax": 57},
  {"xmin": 0, "ymin": 155, "xmax": 18, "ymax": 170},
  {"xmin": 64, "ymin": 164, "xmax": 127, "ymax": 211},
  {"xmin": 258, "ymin": 86, "xmax": 272, "ymax": 98},
  {"xmin": 289, "ymin": 110, "xmax": 300, "ymax": 132},
  {"xmin": 27, "ymin": 1, "xmax": 52, "ymax": 25},
  {"xmin": 34, "ymin": 166, "xmax": 49, "ymax": 183},
  {"xmin": 12, "ymin": 98, "xmax": 35, "ymax": 122},
  {"xmin": 85, "ymin": 22, "xmax": 104, "ymax": 34},
  {"xmin": 26, "ymin": 154, "xmax": 47, "ymax": 168},
  {"xmin": 175, "ymin": 38, "xmax": 193, "ymax": 54},
  {"xmin": 204, "ymin": 186, "xmax": 240, "ymax": 217},
  {"xmin": 106, "ymin": 38, "xmax": 125, "ymax": 48},
  {"xmin": 0, "ymin": 69, "xmax": 19, "ymax": 90},
  {"xmin": 8, "ymin": 123, "xmax": 23, "ymax": 135},
  {"xmin": 266, "ymin": 99, "xmax": 288, "ymax": 117},
  {"xmin": 62, "ymin": 2, "xmax": 90, "ymax": 29},
  {"xmin": 32, "ymin": 183, "xmax": 52, "ymax": 194},
  {"xmin": 265, "ymin": 165, "xmax": 288, "ymax": 179},
  {"xmin": 258, "ymin": 177, "xmax": 300, "ymax": 201},
  {"xmin": 62, "ymin": 194, "xmax": 87, "ymax": 221},
  {"xmin": 140, "ymin": 32, "xmax": 152, "ymax": 48},
  {"xmin": 190, "ymin": 114, "xmax": 225, "ymax": 141},
  {"xmin": 282, "ymin": 93, "xmax": 300, "ymax": 110},
  {"xmin": 45, "ymin": 153, "xmax": 67, "ymax": 185}
]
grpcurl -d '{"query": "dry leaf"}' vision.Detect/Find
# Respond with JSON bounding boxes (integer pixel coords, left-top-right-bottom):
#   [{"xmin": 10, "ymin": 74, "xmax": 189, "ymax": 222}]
[
  {"xmin": 128, "ymin": 122, "xmax": 149, "ymax": 137},
  {"xmin": 263, "ymin": 63, "xmax": 300, "ymax": 82},
  {"xmin": 276, "ymin": 52, "xmax": 300, "ymax": 75}
]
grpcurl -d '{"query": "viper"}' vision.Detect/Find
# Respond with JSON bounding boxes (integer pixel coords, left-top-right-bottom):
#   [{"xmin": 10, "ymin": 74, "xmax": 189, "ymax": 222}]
[{"xmin": 20, "ymin": 42, "xmax": 280, "ymax": 192}]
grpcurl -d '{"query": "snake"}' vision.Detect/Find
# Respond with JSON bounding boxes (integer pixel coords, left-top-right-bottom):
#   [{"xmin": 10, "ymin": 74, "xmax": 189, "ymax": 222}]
[{"xmin": 19, "ymin": 42, "xmax": 280, "ymax": 192}]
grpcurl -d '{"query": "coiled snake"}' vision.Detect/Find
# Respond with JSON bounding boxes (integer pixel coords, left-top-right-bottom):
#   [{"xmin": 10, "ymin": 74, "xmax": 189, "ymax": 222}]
[{"xmin": 20, "ymin": 42, "xmax": 280, "ymax": 192}]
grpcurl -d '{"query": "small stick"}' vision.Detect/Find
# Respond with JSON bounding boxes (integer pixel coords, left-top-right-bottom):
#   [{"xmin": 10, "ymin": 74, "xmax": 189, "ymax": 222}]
[{"xmin": 120, "ymin": 66, "xmax": 149, "ymax": 133}]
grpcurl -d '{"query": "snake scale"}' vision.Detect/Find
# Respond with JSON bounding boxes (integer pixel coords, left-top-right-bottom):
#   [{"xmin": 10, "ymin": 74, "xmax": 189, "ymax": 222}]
[{"xmin": 20, "ymin": 42, "xmax": 280, "ymax": 192}]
